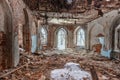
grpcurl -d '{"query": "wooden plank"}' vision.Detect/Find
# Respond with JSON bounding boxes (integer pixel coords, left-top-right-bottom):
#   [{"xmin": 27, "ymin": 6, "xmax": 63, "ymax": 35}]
[
  {"xmin": 0, "ymin": 63, "xmax": 28, "ymax": 78},
  {"xmin": 90, "ymin": 65, "xmax": 99, "ymax": 80}
]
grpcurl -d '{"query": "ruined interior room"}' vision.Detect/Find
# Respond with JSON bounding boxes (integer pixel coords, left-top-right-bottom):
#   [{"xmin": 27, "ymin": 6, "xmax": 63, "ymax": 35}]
[{"xmin": 0, "ymin": 0, "xmax": 120, "ymax": 80}]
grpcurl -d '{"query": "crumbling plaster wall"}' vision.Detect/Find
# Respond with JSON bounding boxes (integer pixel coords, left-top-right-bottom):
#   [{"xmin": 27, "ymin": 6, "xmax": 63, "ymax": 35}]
[
  {"xmin": 37, "ymin": 10, "xmax": 119, "ymax": 52},
  {"xmin": 0, "ymin": 0, "xmax": 35, "ymax": 70},
  {"xmin": 9, "ymin": 0, "xmax": 35, "ymax": 66},
  {"xmin": 9, "ymin": 0, "xmax": 35, "ymax": 52},
  {"xmin": 36, "ymin": 10, "xmax": 120, "ymax": 53},
  {"xmin": 0, "ymin": 0, "xmax": 13, "ymax": 70},
  {"xmin": 87, "ymin": 10, "xmax": 119, "ymax": 50}
]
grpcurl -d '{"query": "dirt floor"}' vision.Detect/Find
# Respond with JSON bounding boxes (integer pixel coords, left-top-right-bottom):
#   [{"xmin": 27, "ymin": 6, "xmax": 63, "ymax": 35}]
[{"xmin": 0, "ymin": 49, "xmax": 120, "ymax": 80}]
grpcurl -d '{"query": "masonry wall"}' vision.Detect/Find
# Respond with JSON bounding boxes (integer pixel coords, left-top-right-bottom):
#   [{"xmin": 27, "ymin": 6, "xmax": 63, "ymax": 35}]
[
  {"xmin": 36, "ymin": 23, "xmax": 88, "ymax": 51},
  {"xmin": 37, "ymin": 10, "xmax": 120, "ymax": 52},
  {"xmin": 87, "ymin": 10, "xmax": 119, "ymax": 50},
  {"xmin": 0, "ymin": 0, "xmax": 35, "ymax": 70},
  {"xmin": 0, "ymin": 0, "xmax": 13, "ymax": 70}
]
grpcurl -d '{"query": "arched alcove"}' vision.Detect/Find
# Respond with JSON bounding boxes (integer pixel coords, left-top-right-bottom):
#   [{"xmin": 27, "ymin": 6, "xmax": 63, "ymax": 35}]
[{"xmin": 89, "ymin": 23, "xmax": 104, "ymax": 50}]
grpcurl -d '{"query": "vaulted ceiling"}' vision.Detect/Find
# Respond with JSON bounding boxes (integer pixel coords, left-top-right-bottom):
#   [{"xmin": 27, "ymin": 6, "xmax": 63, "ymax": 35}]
[{"xmin": 23, "ymin": 0, "xmax": 120, "ymax": 25}]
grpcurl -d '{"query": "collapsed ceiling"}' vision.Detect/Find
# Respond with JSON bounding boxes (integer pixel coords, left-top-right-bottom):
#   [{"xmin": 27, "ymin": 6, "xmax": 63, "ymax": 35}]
[{"xmin": 23, "ymin": 0, "xmax": 120, "ymax": 25}]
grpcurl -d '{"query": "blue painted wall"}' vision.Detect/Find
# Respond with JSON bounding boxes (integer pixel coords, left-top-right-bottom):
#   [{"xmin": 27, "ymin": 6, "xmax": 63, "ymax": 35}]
[
  {"xmin": 31, "ymin": 35, "xmax": 37, "ymax": 53},
  {"xmin": 101, "ymin": 50, "xmax": 111, "ymax": 58},
  {"xmin": 99, "ymin": 37, "xmax": 111, "ymax": 58}
]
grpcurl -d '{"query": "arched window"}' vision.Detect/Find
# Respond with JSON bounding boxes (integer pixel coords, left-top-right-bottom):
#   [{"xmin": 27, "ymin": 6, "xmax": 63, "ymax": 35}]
[
  {"xmin": 76, "ymin": 29, "xmax": 85, "ymax": 47},
  {"xmin": 57, "ymin": 28, "xmax": 67, "ymax": 50},
  {"xmin": 40, "ymin": 27, "xmax": 47, "ymax": 45}
]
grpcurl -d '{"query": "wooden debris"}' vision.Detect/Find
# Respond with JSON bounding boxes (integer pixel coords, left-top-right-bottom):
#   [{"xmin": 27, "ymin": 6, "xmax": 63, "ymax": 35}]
[
  {"xmin": 0, "ymin": 63, "xmax": 28, "ymax": 78},
  {"xmin": 90, "ymin": 65, "xmax": 99, "ymax": 80},
  {"xmin": 0, "ymin": 50, "xmax": 120, "ymax": 80}
]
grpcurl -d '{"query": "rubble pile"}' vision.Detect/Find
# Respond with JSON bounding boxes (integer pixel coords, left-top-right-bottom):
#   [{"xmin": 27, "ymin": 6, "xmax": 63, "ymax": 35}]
[
  {"xmin": 51, "ymin": 62, "xmax": 92, "ymax": 80},
  {"xmin": 0, "ymin": 50, "xmax": 120, "ymax": 80}
]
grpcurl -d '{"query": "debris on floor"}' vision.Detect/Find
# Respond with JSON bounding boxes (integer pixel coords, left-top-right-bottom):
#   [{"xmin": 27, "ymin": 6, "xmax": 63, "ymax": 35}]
[{"xmin": 0, "ymin": 49, "xmax": 120, "ymax": 80}]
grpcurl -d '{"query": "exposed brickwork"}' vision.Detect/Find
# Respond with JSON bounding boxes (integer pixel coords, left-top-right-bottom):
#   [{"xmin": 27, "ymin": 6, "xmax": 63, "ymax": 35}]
[
  {"xmin": 0, "ymin": 31, "xmax": 7, "ymax": 71},
  {"xmin": 0, "ymin": 0, "xmax": 34, "ymax": 69}
]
